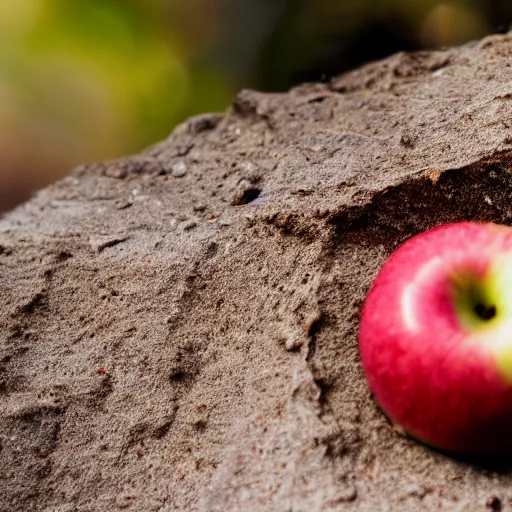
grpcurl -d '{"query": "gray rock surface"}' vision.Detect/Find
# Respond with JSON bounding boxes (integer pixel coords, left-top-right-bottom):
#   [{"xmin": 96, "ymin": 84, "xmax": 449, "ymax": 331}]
[{"xmin": 3, "ymin": 33, "xmax": 512, "ymax": 511}]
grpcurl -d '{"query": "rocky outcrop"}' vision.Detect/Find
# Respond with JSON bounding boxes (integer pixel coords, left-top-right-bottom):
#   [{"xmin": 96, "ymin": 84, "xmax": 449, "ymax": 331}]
[{"xmin": 3, "ymin": 33, "xmax": 512, "ymax": 511}]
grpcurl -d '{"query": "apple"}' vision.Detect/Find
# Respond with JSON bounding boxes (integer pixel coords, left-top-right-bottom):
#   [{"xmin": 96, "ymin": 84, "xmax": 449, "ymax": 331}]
[{"xmin": 359, "ymin": 221, "xmax": 512, "ymax": 456}]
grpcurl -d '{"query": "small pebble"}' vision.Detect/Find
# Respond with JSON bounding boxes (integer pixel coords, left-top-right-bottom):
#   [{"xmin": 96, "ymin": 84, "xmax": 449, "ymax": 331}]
[
  {"xmin": 181, "ymin": 220, "xmax": 197, "ymax": 231},
  {"xmin": 403, "ymin": 483, "xmax": 427, "ymax": 499},
  {"xmin": 172, "ymin": 161, "xmax": 188, "ymax": 177},
  {"xmin": 115, "ymin": 198, "xmax": 133, "ymax": 210},
  {"xmin": 329, "ymin": 486, "xmax": 357, "ymax": 504},
  {"xmin": 238, "ymin": 161, "xmax": 257, "ymax": 173},
  {"xmin": 105, "ymin": 166, "xmax": 127, "ymax": 179},
  {"xmin": 284, "ymin": 332, "xmax": 305, "ymax": 351}
]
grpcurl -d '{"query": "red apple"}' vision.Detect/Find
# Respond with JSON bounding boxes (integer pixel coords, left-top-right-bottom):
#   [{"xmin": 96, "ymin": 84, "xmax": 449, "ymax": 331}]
[{"xmin": 359, "ymin": 222, "xmax": 512, "ymax": 456}]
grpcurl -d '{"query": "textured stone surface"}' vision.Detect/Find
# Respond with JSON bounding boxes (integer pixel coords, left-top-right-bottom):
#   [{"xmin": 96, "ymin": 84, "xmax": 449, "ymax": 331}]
[{"xmin": 3, "ymin": 33, "xmax": 512, "ymax": 511}]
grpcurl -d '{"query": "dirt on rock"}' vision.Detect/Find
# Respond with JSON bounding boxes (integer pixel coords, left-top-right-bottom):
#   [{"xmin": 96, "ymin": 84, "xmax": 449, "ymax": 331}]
[{"xmin": 3, "ymin": 33, "xmax": 512, "ymax": 511}]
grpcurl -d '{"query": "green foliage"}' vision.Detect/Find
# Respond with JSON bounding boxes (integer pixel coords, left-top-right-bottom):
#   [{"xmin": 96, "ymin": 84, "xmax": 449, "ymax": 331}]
[{"xmin": 0, "ymin": 0, "xmax": 230, "ymax": 161}]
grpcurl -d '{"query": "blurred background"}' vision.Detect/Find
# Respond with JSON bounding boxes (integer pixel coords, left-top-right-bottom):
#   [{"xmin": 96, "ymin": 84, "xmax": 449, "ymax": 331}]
[{"xmin": 1, "ymin": 0, "xmax": 512, "ymax": 213}]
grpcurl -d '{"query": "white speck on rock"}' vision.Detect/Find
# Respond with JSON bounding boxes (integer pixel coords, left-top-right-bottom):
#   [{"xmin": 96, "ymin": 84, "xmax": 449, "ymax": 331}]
[{"xmin": 172, "ymin": 161, "xmax": 188, "ymax": 178}]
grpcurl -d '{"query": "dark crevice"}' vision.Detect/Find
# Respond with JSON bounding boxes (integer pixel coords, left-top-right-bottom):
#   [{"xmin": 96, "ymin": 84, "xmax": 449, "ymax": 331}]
[
  {"xmin": 314, "ymin": 378, "xmax": 330, "ymax": 409},
  {"xmin": 169, "ymin": 371, "xmax": 186, "ymax": 382},
  {"xmin": 329, "ymin": 156, "xmax": 512, "ymax": 250},
  {"xmin": 57, "ymin": 251, "xmax": 73, "ymax": 261},
  {"xmin": 306, "ymin": 312, "xmax": 324, "ymax": 362},
  {"xmin": 306, "ymin": 314, "xmax": 323, "ymax": 338},
  {"xmin": 20, "ymin": 293, "xmax": 46, "ymax": 314},
  {"xmin": 240, "ymin": 187, "xmax": 262, "ymax": 204}
]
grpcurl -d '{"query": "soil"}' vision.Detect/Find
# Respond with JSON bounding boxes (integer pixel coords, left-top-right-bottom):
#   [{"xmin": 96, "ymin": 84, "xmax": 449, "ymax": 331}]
[{"xmin": 3, "ymin": 33, "xmax": 512, "ymax": 511}]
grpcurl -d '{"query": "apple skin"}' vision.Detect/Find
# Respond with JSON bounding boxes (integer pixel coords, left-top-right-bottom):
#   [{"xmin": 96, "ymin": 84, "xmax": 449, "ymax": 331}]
[{"xmin": 359, "ymin": 222, "xmax": 512, "ymax": 456}]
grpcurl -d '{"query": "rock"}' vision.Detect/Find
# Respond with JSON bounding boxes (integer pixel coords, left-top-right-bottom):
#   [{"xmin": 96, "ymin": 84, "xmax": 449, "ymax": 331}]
[
  {"xmin": 3, "ymin": 33, "xmax": 512, "ymax": 512},
  {"xmin": 171, "ymin": 161, "xmax": 188, "ymax": 177}
]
